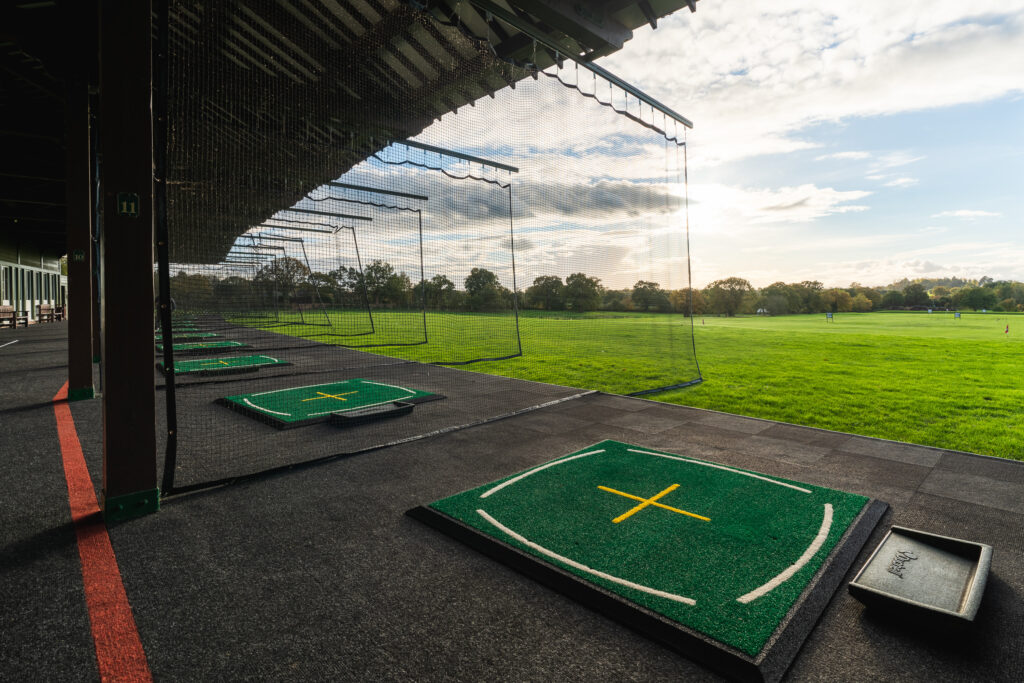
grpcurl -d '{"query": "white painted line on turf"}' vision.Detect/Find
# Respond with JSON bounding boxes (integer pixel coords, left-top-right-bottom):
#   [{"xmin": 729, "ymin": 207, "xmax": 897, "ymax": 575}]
[
  {"xmin": 627, "ymin": 449, "xmax": 811, "ymax": 494},
  {"xmin": 0, "ymin": 340, "xmax": 19, "ymax": 349},
  {"xmin": 243, "ymin": 380, "xmax": 421, "ymax": 419},
  {"xmin": 242, "ymin": 398, "xmax": 291, "ymax": 416},
  {"xmin": 476, "ymin": 509, "xmax": 696, "ymax": 606},
  {"xmin": 736, "ymin": 503, "xmax": 833, "ymax": 604},
  {"xmin": 479, "ymin": 449, "xmax": 606, "ymax": 499},
  {"xmin": 360, "ymin": 379, "xmax": 418, "ymax": 394}
]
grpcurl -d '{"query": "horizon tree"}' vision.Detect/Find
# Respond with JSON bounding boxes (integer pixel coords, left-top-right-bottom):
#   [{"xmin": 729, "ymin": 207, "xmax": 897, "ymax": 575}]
[
  {"xmin": 564, "ymin": 273, "xmax": 602, "ymax": 311},
  {"xmin": 526, "ymin": 275, "xmax": 564, "ymax": 310},
  {"xmin": 254, "ymin": 256, "xmax": 309, "ymax": 304},
  {"xmin": 632, "ymin": 280, "xmax": 670, "ymax": 311},
  {"xmin": 903, "ymin": 283, "xmax": 931, "ymax": 307},
  {"xmin": 881, "ymin": 289, "xmax": 905, "ymax": 308},
  {"xmin": 465, "ymin": 267, "xmax": 510, "ymax": 311},
  {"xmin": 705, "ymin": 277, "xmax": 754, "ymax": 316}
]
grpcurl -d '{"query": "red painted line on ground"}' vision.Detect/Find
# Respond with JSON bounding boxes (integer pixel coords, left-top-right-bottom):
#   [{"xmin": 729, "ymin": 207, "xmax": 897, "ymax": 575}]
[{"xmin": 53, "ymin": 381, "xmax": 152, "ymax": 683}]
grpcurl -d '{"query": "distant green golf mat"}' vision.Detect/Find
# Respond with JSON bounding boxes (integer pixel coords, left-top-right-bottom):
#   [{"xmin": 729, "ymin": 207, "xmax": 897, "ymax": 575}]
[
  {"xmin": 157, "ymin": 354, "xmax": 289, "ymax": 376},
  {"xmin": 155, "ymin": 331, "xmax": 220, "ymax": 340},
  {"xmin": 416, "ymin": 440, "xmax": 876, "ymax": 658},
  {"xmin": 218, "ymin": 378, "xmax": 440, "ymax": 428},
  {"xmin": 156, "ymin": 340, "xmax": 249, "ymax": 354}
]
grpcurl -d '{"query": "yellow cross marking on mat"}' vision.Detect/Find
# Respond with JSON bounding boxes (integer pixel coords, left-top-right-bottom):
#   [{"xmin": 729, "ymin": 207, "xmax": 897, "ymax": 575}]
[
  {"xmin": 597, "ymin": 484, "xmax": 710, "ymax": 524},
  {"xmin": 200, "ymin": 360, "xmax": 231, "ymax": 367},
  {"xmin": 301, "ymin": 390, "xmax": 359, "ymax": 403}
]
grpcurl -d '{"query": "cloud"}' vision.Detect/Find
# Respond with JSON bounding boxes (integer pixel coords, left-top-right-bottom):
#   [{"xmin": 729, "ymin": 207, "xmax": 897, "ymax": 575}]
[
  {"xmin": 689, "ymin": 182, "xmax": 871, "ymax": 230},
  {"xmin": 905, "ymin": 259, "xmax": 945, "ymax": 273},
  {"xmin": 816, "ymin": 151, "xmax": 872, "ymax": 161},
  {"xmin": 931, "ymin": 209, "xmax": 1002, "ymax": 218},
  {"xmin": 871, "ymin": 152, "xmax": 926, "ymax": 170},
  {"xmin": 884, "ymin": 177, "xmax": 919, "ymax": 187},
  {"xmin": 602, "ymin": 2, "xmax": 1024, "ymax": 166}
]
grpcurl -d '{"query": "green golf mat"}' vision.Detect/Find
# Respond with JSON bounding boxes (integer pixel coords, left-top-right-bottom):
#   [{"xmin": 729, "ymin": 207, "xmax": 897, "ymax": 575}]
[
  {"xmin": 157, "ymin": 354, "xmax": 290, "ymax": 376},
  {"xmin": 156, "ymin": 340, "xmax": 250, "ymax": 354},
  {"xmin": 217, "ymin": 378, "xmax": 443, "ymax": 429},
  {"xmin": 409, "ymin": 440, "xmax": 886, "ymax": 681}
]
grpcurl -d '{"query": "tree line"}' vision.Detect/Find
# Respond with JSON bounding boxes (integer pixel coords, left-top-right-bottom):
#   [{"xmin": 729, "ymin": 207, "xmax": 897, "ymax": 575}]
[
  {"xmin": 170, "ymin": 257, "xmax": 698, "ymax": 314},
  {"xmin": 170, "ymin": 258, "xmax": 516, "ymax": 312},
  {"xmin": 169, "ymin": 258, "xmax": 1024, "ymax": 316},
  {"xmin": 695, "ymin": 276, "xmax": 1024, "ymax": 316}
]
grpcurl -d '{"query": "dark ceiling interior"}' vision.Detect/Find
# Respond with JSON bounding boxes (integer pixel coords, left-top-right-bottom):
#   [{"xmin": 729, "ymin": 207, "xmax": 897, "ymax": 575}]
[{"xmin": 0, "ymin": 0, "xmax": 697, "ymax": 262}]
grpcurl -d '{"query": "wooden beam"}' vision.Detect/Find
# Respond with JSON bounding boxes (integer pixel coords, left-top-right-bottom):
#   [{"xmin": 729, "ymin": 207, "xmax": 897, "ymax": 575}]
[
  {"xmin": 98, "ymin": 0, "xmax": 159, "ymax": 520},
  {"xmin": 500, "ymin": 0, "xmax": 632, "ymax": 51}
]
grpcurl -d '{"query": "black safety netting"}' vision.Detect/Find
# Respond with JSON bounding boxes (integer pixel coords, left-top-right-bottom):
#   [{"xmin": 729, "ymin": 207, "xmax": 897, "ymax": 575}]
[{"xmin": 157, "ymin": 0, "xmax": 700, "ymax": 493}]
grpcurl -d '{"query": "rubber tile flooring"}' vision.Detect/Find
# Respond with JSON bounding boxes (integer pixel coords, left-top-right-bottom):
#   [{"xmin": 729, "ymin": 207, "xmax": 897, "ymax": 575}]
[{"xmin": 2, "ymin": 323, "xmax": 1022, "ymax": 681}]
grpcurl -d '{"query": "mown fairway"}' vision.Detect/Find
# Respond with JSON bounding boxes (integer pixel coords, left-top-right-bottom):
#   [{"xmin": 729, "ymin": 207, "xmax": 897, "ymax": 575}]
[
  {"xmin": 242, "ymin": 309, "xmax": 1024, "ymax": 460},
  {"xmin": 658, "ymin": 312, "xmax": 1024, "ymax": 461}
]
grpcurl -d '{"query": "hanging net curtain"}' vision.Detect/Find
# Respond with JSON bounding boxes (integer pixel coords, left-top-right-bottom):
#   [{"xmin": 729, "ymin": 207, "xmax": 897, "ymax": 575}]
[{"xmin": 157, "ymin": 0, "xmax": 700, "ymax": 493}]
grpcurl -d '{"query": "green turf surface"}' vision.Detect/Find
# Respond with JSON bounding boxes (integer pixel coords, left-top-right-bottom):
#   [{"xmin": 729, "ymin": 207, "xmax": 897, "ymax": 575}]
[
  {"xmin": 659, "ymin": 312, "xmax": 1024, "ymax": 460},
  {"xmin": 157, "ymin": 340, "xmax": 249, "ymax": 353},
  {"xmin": 158, "ymin": 354, "xmax": 289, "ymax": 375},
  {"xmin": 428, "ymin": 440, "xmax": 869, "ymax": 656},
  {"xmin": 221, "ymin": 308, "xmax": 1023, "ymax": 459},
  {"xmin": 219, "ymin": 378, "xmax": 438, "ymax": 427}
]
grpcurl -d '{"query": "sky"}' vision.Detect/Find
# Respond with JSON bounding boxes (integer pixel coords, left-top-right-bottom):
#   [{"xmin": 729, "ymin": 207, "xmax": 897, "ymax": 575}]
[{"xmin": 597, "ymin": 0, "xmax": 1024, "ymax": 289}]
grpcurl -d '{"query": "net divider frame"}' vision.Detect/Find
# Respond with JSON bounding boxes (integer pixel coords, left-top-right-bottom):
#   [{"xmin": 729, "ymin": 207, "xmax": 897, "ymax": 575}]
[
  {"xmin": 259, "ymin": 223, "xmax": 335, "ymax": 234},
  {"xmin": 327, "ymin": 181, "xmax": 428, "ymax": 202},
  {"xmin": 255, "ymin": 223, "xmax": 379, "ymax": 339},
  {"xmin": 464, "ymin": 0, "xmax": 693, "ymax": 130},
  {"xmin": 239, "ymin": 232, "xmax": 334, "ymax": 329},
  {"xmin": 290, "ymin": 204, "xmax": 429, "ymax": 350},
  {"xmin": 281, "ymin": 207, "xmax": 372, "ymax": 221},
  {"xmin": 396, "ymin": 138, "xmax": 519, "ymax": 173}
]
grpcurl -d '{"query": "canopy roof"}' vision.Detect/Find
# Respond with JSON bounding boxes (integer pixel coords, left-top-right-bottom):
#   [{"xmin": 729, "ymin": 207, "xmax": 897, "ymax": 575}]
[{"xmin": 0, "ymin": 0, "xmax": 699, "ymax": 261}]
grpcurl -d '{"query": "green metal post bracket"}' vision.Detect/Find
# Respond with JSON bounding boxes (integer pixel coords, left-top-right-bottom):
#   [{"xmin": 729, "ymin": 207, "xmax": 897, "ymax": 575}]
[
  {"xmin": 68, "ymin": 386, "xmax": 95, "ymax": 401},
  {"xmin": 103, "ymin": 488, "xmax": 160, "ymax": 522}
]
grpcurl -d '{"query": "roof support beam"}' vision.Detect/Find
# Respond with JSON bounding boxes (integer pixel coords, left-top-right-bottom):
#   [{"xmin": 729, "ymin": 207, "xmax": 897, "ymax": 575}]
[
  {"xmin": 467, "ymin": 0, "xmax": 693, "ymax": 128},
  {"xmin": 506, "ymin": 0, "xmax": 632, "ymax": 51}
]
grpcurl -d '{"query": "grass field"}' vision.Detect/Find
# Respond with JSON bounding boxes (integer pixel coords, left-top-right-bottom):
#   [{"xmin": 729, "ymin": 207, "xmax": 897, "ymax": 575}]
[
  {"xmin": 235, "ymin": 308, "xmax": 1024, "ymax": 460},
  {"xmin": 662, "ymin": 312, "xmax": 1024, "ymax": 461}
]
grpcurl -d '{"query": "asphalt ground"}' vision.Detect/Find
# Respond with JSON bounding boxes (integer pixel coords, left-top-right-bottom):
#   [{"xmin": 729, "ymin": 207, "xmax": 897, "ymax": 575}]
[{"xmin": 2, "ymin": 322, "xmax": 1023, "ymax": 681}]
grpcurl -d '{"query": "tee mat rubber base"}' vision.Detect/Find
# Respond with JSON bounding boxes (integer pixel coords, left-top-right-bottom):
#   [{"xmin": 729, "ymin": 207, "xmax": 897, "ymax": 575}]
[
  {"xmin": 217, "ymin": 378, "xmax": 443, "ymax": 429},
  {"xmin": 408, "ymin": 440, "xmax": 887, "ymax": 683},
  {"xmin": 154, "ymin": 332, "xmax": 220, "ymax": 341},
  {"xmin": 156, "ymin": 354, "xmax": 290, "ymax": 376}
]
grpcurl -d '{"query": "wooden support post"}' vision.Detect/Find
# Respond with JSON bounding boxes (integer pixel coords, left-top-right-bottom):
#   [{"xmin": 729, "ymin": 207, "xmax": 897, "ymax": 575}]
[
  {"xmin": 98, "ymin": 0, "xmax": 159, "ymax": 520},
  {"xmin": 91, "ymin": 95, "xmax": 102, "ymax": 364},
  {"xmin": 65, "ymin": 5, "xmax": 96, "ymax": 401}
]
